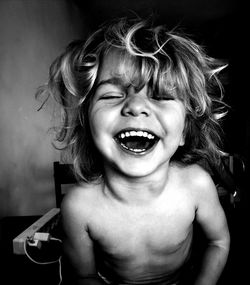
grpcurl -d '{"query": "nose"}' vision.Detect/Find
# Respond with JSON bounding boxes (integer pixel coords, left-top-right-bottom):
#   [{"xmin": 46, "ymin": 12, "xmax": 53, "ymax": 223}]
[{"xmin": 121, "ymin": 94, "xmax": 151, "ymax": 117}]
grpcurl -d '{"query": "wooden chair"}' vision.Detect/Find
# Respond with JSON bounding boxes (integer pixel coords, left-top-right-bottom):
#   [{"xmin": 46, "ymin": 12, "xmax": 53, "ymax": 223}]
[
  {"xmin": 195, "ymin": 153, "xmax": 246, "ymax": 218},
  {"xmin": 213, "ymin": 153, "xmax": 245, "ymax": 208},
  {"xmin": 53, "ymin": 161, "xmax": 77, "ymax": 208}
]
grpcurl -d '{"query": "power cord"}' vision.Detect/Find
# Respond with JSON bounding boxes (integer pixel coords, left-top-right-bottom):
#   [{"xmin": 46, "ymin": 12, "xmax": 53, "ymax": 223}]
[{"xmin": 24, "ymin": 233, "xmax": 63, "ymax": 285}]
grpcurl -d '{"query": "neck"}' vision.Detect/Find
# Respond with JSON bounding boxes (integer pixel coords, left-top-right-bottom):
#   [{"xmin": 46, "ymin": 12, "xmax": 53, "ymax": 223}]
[{"xmin": 103, "ymin": 165, "xmax": 171, "ymax": 205}]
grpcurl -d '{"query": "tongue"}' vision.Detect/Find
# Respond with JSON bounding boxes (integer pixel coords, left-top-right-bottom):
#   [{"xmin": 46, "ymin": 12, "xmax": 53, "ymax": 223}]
[{"xmin": 124, "ymin": 137, "xmax": 151, "ymax": 151}]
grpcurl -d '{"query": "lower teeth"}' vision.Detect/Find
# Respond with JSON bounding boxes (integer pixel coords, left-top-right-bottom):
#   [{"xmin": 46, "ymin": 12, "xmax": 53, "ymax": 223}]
[
  {"xmin": 130, "ymin": 148, "xmax": 145, "ymax": 153},
  {"xmin": 121, "ymin": 143, "xmax": 145, "ymax": 153}
]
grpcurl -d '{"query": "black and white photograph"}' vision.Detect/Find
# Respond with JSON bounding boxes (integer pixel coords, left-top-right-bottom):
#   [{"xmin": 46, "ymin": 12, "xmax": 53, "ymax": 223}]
[{"xmin": 0, "ymin": 1, "xmax": 247, "ymax": 285}]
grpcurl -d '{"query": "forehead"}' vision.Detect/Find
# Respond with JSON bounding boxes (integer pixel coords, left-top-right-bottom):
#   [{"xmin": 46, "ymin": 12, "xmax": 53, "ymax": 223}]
[{"xmin": 97, "ymin": 49, "xmax": 136, "ymax": 83}]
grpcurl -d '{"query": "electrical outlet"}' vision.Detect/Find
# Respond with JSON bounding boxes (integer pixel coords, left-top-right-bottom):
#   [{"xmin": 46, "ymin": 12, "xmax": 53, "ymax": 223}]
[{"xmin": 13, "ymin": 208, "xmax": 60, "ymax": 255}]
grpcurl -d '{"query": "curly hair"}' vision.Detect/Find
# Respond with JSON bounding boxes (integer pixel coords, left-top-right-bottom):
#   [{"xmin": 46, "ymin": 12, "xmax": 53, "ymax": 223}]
[{"xmin": 37, "ymin": 17, "xmax": 228, "ymax": 182}]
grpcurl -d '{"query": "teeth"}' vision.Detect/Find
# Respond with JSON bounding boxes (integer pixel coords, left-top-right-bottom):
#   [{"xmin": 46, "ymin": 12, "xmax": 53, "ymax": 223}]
[
  {"xmin": 119, "ymin": 131, "xmax": 155, "ymax": 140},
  {"xmin": 120, "ymin": 143, "xmax": 146, "ymax": 153}
]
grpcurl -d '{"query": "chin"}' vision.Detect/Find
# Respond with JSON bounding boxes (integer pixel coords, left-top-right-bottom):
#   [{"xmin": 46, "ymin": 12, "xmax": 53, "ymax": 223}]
[{"xmin": 116, "ymin": 162, "xmax": 159, "ymax": 178}]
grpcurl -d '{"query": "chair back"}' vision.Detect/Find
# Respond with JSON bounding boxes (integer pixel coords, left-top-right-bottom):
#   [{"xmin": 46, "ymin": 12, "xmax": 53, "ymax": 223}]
[{"xmin": 53, "ymin": 161, "xmax": 77, "ymax": 207}]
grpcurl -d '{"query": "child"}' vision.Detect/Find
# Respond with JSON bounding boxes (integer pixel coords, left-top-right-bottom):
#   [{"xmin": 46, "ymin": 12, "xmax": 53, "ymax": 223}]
[{"xmin": 40, "ymin": 17, "xmax": 230, "ymax": 285}]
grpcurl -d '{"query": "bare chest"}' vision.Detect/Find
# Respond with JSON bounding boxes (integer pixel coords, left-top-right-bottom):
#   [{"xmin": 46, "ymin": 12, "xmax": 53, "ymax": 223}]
[{"xmin": 90, "ymin": 200, "xmax": 195, "ymax": 260}]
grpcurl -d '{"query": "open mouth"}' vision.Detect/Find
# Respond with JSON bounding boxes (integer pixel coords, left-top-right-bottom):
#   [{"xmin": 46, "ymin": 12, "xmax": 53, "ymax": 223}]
[{"xmin": 114, "ymin": 129, "xmax": 159, "ymax": 154}]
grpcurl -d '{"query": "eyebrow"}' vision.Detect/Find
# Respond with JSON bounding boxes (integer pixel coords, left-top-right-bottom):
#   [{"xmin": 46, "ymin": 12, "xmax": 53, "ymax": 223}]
[
  {"xmin": 95, "ymin": 77, "xmax": 128, "ymax": 90},
  {"xmin": 94, "ymin": 76, "xmax": 151, "ymax": 95}
]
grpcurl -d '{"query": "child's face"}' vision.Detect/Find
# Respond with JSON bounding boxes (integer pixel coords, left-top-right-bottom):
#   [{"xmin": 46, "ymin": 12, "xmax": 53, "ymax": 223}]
[{"xmin": 88, "ymin": 49, "xmax": 186, "ymax": 177}]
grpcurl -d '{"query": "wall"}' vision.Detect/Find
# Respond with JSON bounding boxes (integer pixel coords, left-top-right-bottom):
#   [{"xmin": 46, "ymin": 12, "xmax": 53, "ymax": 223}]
[
  {"xmin": 0, "ymin": 0, "xmax": 85, "ymax": 217},
  {"xmin": 0, "ymin": 0, "xmax": 248, "ymax": 218}
]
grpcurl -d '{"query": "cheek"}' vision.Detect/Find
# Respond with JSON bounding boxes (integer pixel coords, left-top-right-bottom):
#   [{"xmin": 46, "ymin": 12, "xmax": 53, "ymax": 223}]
[
  {"xmin": 88, "ymin": 106, "xmax": 114, "ymax": 144},
  {"xmin": 159, "ymin": 109, "xmax": 186, "ymax": 147},
  {"xmin": 161, "ymin": 110, "xmax": 185, "ymax": 133},
  {"xmin": 88, "ymin": 107, "xmax": 102, "ymax": 141}
]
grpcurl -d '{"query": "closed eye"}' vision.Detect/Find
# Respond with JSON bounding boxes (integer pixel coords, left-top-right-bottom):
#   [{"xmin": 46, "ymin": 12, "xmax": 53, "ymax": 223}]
[
  {"xmin": 95, "ymin": 82, "xmax": 126, "ymax": 100},
  {"xmin": 99, "ymin": 92, "xmax": 125, "ymax": 100},
  {"xmin": 151, "ymin": 94, "xmax": 175, "ymax": 101}
]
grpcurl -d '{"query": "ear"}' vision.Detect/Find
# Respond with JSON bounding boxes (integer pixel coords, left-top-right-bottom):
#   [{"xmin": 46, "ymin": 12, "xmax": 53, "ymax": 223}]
[
  {"xmin": 179, "ymin": 119, "xmax": 188, "ymax": 146},
  {"xmin": 179, "ymin": 134, "xmax": 185, "ymax": 146}
]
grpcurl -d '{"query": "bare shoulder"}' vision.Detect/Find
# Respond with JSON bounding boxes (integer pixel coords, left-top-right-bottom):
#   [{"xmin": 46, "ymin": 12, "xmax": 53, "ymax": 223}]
[
  {"xmin": 173, "ymin": 162, "xmax": 218, "ymax": 201},
  {"xmin": 183, "ymin": 163, "xmax": 213, "ymax": 185},
  {"xmin": 60, "ymin": 180, "xmax": 103, "ymax": 225},
  {"xmin": 62, "ymin": 181, "xmax": 100, "ymax": 206},
  {"xmin": 173, "ymin": 162, "xmax": 213, "ymax": 184}
]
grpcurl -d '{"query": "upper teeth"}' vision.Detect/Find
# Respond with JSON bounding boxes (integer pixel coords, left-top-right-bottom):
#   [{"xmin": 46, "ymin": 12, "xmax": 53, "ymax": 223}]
[{"xmin": 118, "ymin": 131, "xmax": 155, "ymax": 140}]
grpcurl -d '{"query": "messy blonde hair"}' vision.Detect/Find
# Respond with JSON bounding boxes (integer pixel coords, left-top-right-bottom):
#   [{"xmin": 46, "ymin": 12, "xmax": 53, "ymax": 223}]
[{"xmin": 37, "ymin": 17, "xmax": 228, "ymax": 182}]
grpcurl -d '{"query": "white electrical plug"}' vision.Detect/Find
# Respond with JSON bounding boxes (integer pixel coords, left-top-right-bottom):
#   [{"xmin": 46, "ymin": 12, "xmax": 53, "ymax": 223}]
[{"xmin": 34, "ymin": 232, "xmax": 50, "ymax": 241}]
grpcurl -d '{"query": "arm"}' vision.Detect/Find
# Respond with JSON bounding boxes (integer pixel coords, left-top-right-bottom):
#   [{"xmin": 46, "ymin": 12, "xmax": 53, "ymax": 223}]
[
  {"xmin": 61, "ymin": 189, "xmax": 106, "ymax": 285},
  {"xmin": 194, "ymin": 170, "xmax": 230, "ymax": 285}
]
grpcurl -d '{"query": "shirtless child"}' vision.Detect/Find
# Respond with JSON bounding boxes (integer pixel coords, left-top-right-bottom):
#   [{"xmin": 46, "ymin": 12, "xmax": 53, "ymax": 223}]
[{"xmin": 41, "ymin": 17, "xmax": 230, "ymax": 284}]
